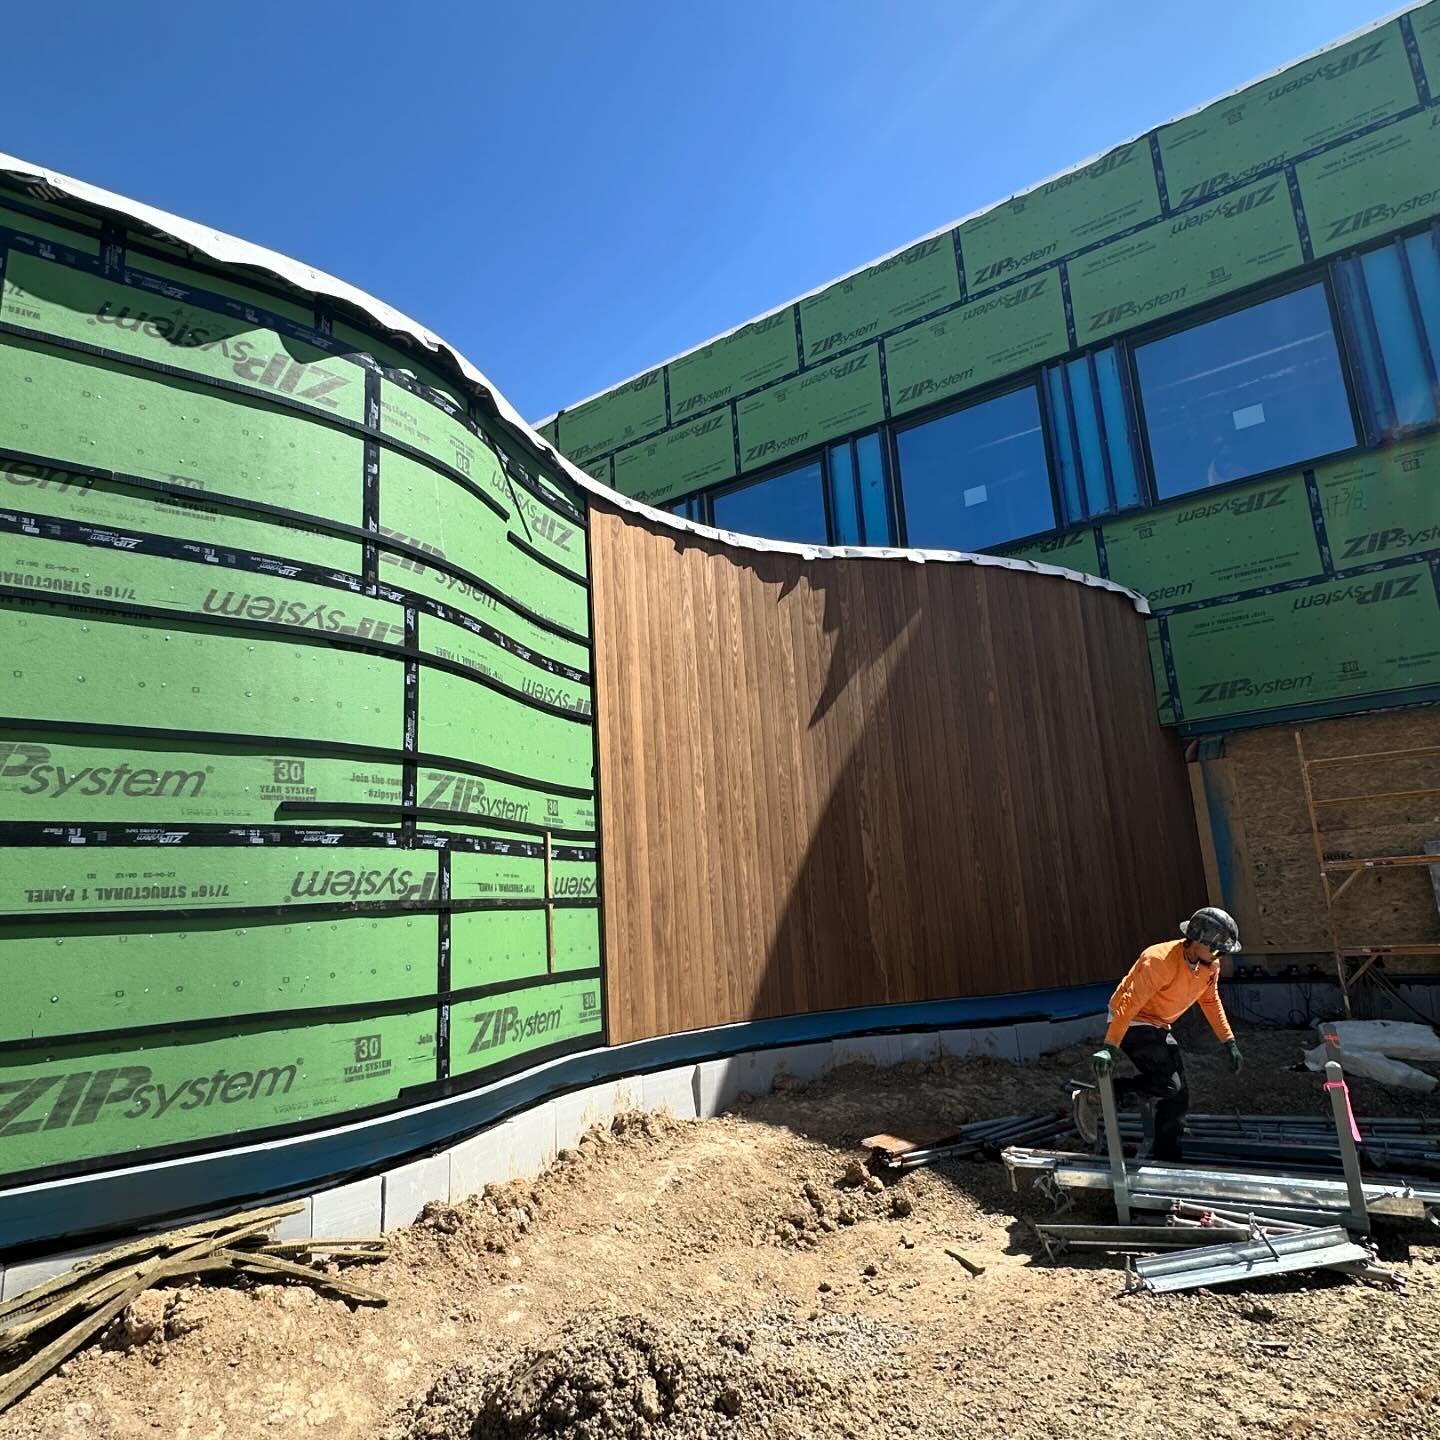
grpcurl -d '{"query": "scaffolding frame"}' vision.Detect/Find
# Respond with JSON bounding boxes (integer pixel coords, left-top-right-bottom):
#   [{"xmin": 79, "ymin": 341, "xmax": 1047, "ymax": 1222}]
[{"xmin": 1295, "ymin": 732, "xmax": 1440, "ymax": 1016}]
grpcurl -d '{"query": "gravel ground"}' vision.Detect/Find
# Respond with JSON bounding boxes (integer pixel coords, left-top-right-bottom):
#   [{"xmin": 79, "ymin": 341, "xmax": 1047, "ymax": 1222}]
[{"xmin": 3, "ymin": 1026, "xmax": 1438, "ymax": 1440}]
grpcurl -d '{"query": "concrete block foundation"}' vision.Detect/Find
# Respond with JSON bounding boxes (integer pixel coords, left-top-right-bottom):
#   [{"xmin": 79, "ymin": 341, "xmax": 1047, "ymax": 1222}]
[
  {"xmin": 641, "ymin": 1065, "xmax": 700, "ymax": 1120},
  {"xmin": 312, "ymin": 1176, "xmax": 383, "ymax": 1239},
  {"xmin": 381, "ymin": 1154, "xmax": 450, "ymax": 1231}
]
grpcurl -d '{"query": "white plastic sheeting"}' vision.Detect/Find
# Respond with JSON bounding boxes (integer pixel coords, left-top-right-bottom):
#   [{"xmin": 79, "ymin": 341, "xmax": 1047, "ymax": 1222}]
[{"xmin": 1304, "ymin": 1020, "xmax": 1440, "ymax": 1093}]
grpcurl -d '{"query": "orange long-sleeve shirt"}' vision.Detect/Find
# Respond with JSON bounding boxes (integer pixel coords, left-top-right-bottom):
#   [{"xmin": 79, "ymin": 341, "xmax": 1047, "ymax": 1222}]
[{"xmin": 1104, "ymin": 939, "xmax": 1233, "ymax": 1048}]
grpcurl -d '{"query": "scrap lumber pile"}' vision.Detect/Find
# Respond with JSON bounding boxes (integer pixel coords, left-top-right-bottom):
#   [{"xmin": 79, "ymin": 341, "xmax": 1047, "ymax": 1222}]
[{"xmin": 0, "ymin": 1200, "xmax": 387, "ymax": 1412}]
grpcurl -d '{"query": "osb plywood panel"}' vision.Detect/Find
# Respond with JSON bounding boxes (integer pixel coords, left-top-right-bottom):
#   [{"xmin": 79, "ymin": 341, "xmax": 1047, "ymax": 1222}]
[{"xmin": 1216, "ymin": 711, "xmax": 1440, "ymax": 956}]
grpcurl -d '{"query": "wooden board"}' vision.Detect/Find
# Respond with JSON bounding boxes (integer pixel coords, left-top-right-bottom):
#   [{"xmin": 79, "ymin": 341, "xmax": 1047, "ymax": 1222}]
[{"xmin": 589, "ymin": 506, "xmax": 1205, "ymax": 1044}]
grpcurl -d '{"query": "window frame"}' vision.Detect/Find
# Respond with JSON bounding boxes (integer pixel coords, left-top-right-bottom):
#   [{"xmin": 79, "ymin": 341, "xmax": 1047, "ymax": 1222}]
[
  {"xmin": 706, "ymin": 448, "xmax": 833, "ymax": 545},
  {"xmin": 1123, "ymin": 270, "xmax": 1366, "ymax": 506},
  {"xmin": 1330, "ymin": 218, "xmax": 1440, "ymax": 444},
  {"xmin": 826, "ymin": 430, "xmax": 897, "ymax": 547},
  {"xmin": 1045, "ymin": 342, "xmax": 1150, "ymax": 526},
  {"xmin": 889, "ymin": 375, "xmax": 1062, "ymax": 552}
]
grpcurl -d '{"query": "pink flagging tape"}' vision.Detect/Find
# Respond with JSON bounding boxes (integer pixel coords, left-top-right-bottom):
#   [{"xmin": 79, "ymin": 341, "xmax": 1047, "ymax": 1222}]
[{"xmin": 1323, "ymin": 1078, "xmax": 1363, "ymax": 1144}]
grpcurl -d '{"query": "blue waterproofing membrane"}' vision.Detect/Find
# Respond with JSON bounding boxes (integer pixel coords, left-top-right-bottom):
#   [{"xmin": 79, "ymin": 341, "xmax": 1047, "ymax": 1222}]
[
  {"xmin": 14, "ymin": 975, "xmax": 1432, "ymax": 1255},
  {"xmin": 0, "ymin": 983, "xmax": 1111, "ymax": 1254}
]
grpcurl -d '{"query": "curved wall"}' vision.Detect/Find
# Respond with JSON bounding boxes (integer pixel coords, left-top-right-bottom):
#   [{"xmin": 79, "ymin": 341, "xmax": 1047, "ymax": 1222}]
[
  {"xmin": 590, "ymin": 504, "xmax": 1204, "ymax": 1045},
  {"xmin": 0, "ymin": 161, "xmax": 1199, "ymax": 1237},
  {"xmin": 0, "ymin": 183, "xmax": 603, "ymax": 1191}
]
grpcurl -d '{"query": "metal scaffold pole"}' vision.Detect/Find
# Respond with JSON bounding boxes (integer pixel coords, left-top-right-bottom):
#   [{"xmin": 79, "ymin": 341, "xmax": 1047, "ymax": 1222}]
[{"xmin": 1097, "ymin": 1066, "xmax": 1130, "ymax": 1224}]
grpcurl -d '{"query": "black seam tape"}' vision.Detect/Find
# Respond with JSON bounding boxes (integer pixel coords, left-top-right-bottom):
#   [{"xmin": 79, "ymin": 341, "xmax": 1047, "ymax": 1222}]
[
  {"xmin": 506, "ymin": 531, "xmax": 590, "ymax": 588},
  {"xmin": 0, "ymin": 446, "xmax": 589, "ymax": 648},
  {"xmin": 0, "ymin": 822, "xmax": 597, "ymax": 853},
  {"xmin": 0, "ymin": 968, "xmax": 600, "ymax": 1063},
  {"xmin": 0, "ymin": 586, "xmax": 594, "ymax": 725},
  {"xmin": 0, "ymin": 505, "xmax": 592, "ymax": 683},
  {"xmin": 0, "ymin": 896, "xmax": 601, "ymax": 927},
  {"xmin": 0, "ymin": 716, "xmax": 596, "ymax": 799}
]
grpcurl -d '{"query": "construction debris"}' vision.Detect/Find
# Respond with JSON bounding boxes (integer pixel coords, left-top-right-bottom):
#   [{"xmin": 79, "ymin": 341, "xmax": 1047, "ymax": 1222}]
[
  {"xmin": 863, "ymin": 1111, "xmax": 1073, "ymax": 1173},
  {"xmin": 1032, "ymin": 1222, "xmax": 1253, "ymax": 1260},
  {"xmin": 0, "ymin": 1201, "xmax": 387, "ymax": 1413},
  {"xmin": 943, "ymin": 1248, "xmax": 986, "ymax": 1276},
  {"xmin": 1006, "ymin": 1058, "xmax": 1425, "ymax": 1302},
  {"xmin": 857, "ymin": 1056, "xmax": 1425, "ymax": 1301},
  {"xmin": 1007, "ymin": 1147, "xmax": 1433, "ymax": 1222},
  {"xmin": 1125, "ymin": 1226, "xmax": 1402, "ymax": 1295}
]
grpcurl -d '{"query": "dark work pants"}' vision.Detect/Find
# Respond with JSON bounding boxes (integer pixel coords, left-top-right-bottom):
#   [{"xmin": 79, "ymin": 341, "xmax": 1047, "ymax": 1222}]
[{"xmin": 1115, "ymin": 1025, "xmax": 1188, "ymax": 1161}]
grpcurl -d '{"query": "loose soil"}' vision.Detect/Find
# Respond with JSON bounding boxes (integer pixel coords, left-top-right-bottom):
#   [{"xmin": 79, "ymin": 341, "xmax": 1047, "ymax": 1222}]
[{"xmin": 4, "ymin": 1025, "xmax": 1439, "ymax": 1440}]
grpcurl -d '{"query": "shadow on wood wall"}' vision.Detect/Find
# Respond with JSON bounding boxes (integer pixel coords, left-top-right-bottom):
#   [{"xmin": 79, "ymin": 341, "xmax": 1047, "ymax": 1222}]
[{"xmin": 589, "ymin": 504, "xmax": 1204, "ymax": 1047}]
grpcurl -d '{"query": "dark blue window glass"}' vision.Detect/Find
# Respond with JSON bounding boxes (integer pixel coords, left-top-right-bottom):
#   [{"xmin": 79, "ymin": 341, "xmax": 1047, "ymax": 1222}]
[
  {"xmin": 1135, "ymin": 285, "xmax": 1355, "ymax": 500},
  {"xmin": 826, "ymin": 432, "xmax": 895, "ymax": 546},
  {"xmin": 895, "ymin": 387, "xmax": 1054, "ymax": 550},
  {"xmin": 855, "ymin": 432, "xmax": 893, "ymax": 545},
  {"xmin": 1093, "ymin": 348, "xmax": 1142, "ymax": 512},
  {"xmin": 826, "ymin": 442, "xmax": 861, "ymax": 545},
  {"xmin": 711, "ymin": 461, "xmax": 827, "ymax": 544},
  {"xmin": 665, "ymin": 495, "xmax": 705, "ymax": 522},
  {"xmin": 1337, "ymin": 232, "xmax": 1440, "ymax": 440},
  {"xmin": 1407, "ymin": 230, "xmax": 1440, "ymax": 375},
  {"xmin": 1044, "ymin": 347, "xmax": 1142, "ymax": 523}
]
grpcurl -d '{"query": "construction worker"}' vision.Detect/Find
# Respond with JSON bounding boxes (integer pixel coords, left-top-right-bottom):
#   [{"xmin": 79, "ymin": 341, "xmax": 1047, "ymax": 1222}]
[{"xmin": 1073, "ymin": 908, "xmax": 1244, "ymax": 1161}]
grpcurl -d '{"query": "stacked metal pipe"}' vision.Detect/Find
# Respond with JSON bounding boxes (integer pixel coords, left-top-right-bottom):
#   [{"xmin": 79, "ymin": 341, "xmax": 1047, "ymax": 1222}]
[{"xmin": 869, "ymin": 1111, "xmax": 1074, "ymax": 1174}]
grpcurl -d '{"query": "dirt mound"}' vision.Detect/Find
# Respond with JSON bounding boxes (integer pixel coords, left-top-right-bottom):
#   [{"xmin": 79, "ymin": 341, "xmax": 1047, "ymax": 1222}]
[
  {"xmin": 4, "ymin": 1034, "xmax": 1431, "ymax": 1440},
  {"xmin": 393, "ymin": 1312, "xmax": 878, "ymax": 1440}
]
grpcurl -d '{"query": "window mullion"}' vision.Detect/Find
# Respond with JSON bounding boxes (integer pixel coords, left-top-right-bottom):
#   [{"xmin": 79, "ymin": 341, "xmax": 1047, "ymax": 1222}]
[
  {"xmin": 1086, "ymin": 351, "xmax": 1119, "ymax": 516},
  {"xmin": 1396, "ymin": 238, "xmax": 1440, "ymax": 403},
  {"xmin": 1057, "ymin": 361, "xmax": 1088, "ymax": 522}
]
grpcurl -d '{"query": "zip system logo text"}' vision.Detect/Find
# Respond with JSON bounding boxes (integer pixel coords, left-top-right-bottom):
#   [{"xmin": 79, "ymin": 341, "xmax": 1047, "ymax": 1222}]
[
  {"xmin": 201, "ymin": 588, "xmax": 403, "ymax": 645},
  {"xmin": 1293, "ymin": 574, "xmax": 1421, "ymax": 609},
  {"xmin": 0, "ymin": 1063, "xmax": 299, "ymax": 1138},
  {"xmin": 0, "ymin": 743, "xmax": 208, "ymax": 799},
  {"xmin": 1339, "ymin": 525, "xmax": 1439, "ymax": 560},
  {"xmin": 1174, "ymin": 486, "xmax": 1288, "ymax": 524},
  {"xmin": 87, "ymin": 301, "xmax": 352, "ymax": 411},
  {"xmin": 467, "ymin": 1003, "xmax": 564, "ymax": 1054},
  {"xmin": 286, "ymin": 866, "xmax": 437, "ymax": 903},
  {"xmin": 1194, "ymin": 674, "xmax": 1314, "ymax": 705}
]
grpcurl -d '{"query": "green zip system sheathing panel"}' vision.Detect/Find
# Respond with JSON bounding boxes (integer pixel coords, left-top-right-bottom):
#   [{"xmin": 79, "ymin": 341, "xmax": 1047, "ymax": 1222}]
[
  {"xmin": 1166, "ymin": 561, "xmax": 1440, "ymax": 721},
  {"xmin": 2, "ymin": 254, "xmax": 364, "ymax": 422},
  {"xmin": 450, "ymin": 975, "xmax": 603, "ymax": 1078},
  {"xmin": 0, "ymin": 207, "xmax": 602, "ymax": 1187},
  {"xmin": 0, "ymin": 337, "xmax": 363, "ymax": 522},
  {"xmin": 0, "ymin": 913, "xmax": 436, "ymax": 1040},
  {"xmin": 1, "ymin": 463, "xmax": 361, "ymax": 573},
  {"xmin": 0, "ymin": 1010, "xmax": 439, "ymax": 1174}
]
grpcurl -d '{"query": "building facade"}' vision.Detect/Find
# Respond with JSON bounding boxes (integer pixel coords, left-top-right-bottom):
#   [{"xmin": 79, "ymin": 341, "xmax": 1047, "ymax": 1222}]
[
  {"xmin": 0, "ymin": 150, "xmax": 1187, "ymax": 1248},
  {"xmin": 539, "ymin": 4, "xmax": 1440, "ymax": 734}
]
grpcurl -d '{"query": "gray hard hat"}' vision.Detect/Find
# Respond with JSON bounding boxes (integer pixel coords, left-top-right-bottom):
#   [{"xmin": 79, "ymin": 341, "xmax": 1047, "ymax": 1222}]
[{"xmin": 1180, "ymin": 906, "xmax": 1241, "ymax": 954}]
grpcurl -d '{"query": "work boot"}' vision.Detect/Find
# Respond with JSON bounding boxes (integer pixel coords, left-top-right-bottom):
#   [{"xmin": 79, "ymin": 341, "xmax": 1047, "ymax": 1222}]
[{"xmin": 1071, "ymin": 1087, "xmax": 1099, "ymax": 1145}]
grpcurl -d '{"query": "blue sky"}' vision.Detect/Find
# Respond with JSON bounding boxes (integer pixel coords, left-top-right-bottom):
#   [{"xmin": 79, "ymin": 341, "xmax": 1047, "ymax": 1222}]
[{"xmin": 1, "ymin": 1, "xmax": 1399, "ymax": 421}]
